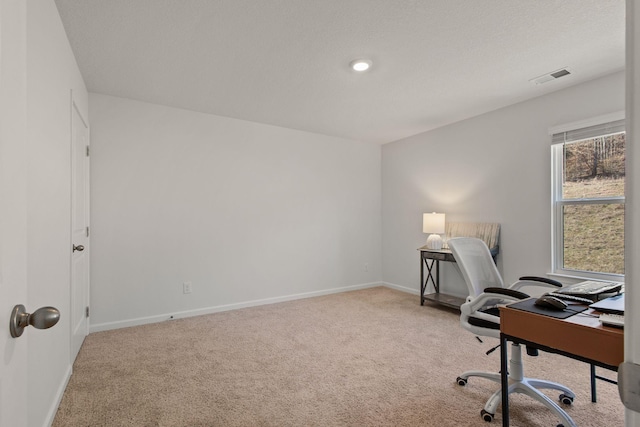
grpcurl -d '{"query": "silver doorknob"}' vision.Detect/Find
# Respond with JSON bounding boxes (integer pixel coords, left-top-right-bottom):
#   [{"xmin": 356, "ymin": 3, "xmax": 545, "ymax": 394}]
[
  {"xmin": 10, "ymin": 305, "xmax": 60, "ymax": 338},
  {"xmin": 73, "ymin": 244, "xmax": 85, "ymax": 252}
]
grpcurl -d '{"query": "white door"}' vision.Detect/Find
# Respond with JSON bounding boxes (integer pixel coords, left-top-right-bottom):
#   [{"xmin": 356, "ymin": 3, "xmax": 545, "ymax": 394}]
[
  {"xmin": 0, "ymin": 0, "xmax": 29, "ymax": 424},
  {"xmin": 70, "ymin": 99, "xmax": 90, "ymax": 362}
]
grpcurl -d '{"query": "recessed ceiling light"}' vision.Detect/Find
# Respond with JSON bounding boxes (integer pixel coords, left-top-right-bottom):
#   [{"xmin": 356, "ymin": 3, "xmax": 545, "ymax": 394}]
[{"xmin": 350, "ymin": 59, "xmax": 372, "ymax": 72}]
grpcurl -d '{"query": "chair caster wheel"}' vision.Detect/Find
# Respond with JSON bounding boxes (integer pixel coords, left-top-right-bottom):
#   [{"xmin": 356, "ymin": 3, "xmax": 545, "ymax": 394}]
[
  {"xmin": 557, "ymin": 424, "xmax": 564, "ymax": 427},
  {"xmin": 559, "ymin": 394, "xmax": 574, "ymax": 405},
  {"xmin": 456, "ymin": 377, "xmax": 467, "ymax": 386},
  {"xmin": 481, "ymin": 409, "xmax": 494, "ymax": 422}
]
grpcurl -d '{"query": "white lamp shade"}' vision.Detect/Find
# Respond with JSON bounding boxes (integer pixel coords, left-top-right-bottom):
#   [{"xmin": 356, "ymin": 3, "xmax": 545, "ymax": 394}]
[
  {"xmin": 423, "ymin": 213, "xmax": 445, "ymax": 234},
  {"xmin": 423, "ymin": 212, "xmax": 445, "ymax": 250}
]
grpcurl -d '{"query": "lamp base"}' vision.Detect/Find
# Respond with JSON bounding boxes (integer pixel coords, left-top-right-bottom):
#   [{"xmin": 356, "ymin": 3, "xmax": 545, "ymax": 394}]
[{"xmin": 426, "ymin": 234, "xmax": 443, "ymax": 250}]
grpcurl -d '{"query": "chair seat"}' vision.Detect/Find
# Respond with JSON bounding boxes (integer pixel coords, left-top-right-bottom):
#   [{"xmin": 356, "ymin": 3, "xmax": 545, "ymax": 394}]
[
  {"xmin": 468, "ymin": 307, "xmax": 500, "ymax": 330},
  {"xmin": 469, "ymin": 307, "xmax": 540, "ymax": 356}
]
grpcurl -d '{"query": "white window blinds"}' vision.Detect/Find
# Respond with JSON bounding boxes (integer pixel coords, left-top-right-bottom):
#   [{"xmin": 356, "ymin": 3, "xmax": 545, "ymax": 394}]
[{"xmin": 551, "ymin": 119, "xmax": 625, "ymax": 144}]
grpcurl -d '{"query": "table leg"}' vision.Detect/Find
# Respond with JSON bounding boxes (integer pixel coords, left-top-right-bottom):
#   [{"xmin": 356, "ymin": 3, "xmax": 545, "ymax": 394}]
[
  {"xmin": 420, "ymin": 252, "xmax": 425, "ymax": 305},
  {"xmin": 500, "ymin": 334, "xmax": 509, "ymax": 427},
  {"xmin": 590, "ymin": 364, "xmax": 597, "ymax": 402}
]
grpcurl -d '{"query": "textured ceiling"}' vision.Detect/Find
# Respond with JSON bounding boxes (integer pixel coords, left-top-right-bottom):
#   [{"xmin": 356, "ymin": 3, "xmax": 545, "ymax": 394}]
[{"xmin": 54, "ymin": 0, "xmax": 625, "ymax": 144}]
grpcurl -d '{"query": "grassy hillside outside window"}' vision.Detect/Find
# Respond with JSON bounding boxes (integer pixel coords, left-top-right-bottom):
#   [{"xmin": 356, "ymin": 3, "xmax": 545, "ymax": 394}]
[{"xmin": 551, "ymin": 120, "xmax": 625, "ymax": 282}]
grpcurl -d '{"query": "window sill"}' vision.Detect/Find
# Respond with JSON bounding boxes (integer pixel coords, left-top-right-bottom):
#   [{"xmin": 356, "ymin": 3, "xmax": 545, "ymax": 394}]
[{"xmin": 548, "ymin": 272, "xmax": 624, "ymax": 285}]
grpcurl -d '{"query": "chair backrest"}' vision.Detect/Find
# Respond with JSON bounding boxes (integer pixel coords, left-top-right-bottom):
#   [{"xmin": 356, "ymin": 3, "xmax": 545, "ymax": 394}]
[{"xmin": 448, "ymin": 237, "xmax": 504, "ymax": 298}]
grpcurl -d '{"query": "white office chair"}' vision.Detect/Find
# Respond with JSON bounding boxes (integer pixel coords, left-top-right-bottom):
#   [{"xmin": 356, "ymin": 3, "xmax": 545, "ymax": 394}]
[{"xmin": 448, "ymin": 237, "xmax": 577, "ymax": 427}]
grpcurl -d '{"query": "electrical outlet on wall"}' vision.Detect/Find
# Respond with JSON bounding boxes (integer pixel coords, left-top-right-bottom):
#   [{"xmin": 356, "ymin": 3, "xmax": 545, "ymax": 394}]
[{"xmin": 183, "ymin": 281, "xmax": 192, "ymax": 294}]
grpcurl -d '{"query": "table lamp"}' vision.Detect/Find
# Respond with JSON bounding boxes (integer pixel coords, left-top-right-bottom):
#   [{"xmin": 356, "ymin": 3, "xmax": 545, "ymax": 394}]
[{"xmin": 423, "ymin": 212, "xmax": 445, "ymax": 250}]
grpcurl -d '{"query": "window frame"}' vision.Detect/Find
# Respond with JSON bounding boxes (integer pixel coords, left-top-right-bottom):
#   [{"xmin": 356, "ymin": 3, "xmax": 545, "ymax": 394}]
[{"xmin": 550, "ymin": 115, "xmax": 625, "ymax": 282}]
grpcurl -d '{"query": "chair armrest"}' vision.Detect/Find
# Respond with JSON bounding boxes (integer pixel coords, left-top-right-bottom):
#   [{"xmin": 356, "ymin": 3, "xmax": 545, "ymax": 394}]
[
  {"xmin": 483, "ymin": 287, "xmax": 529, "ymax": 300},
  {"xmin": 461, "ymin": 289, "xmax": 527, "ymax": 317},
  {"xmin": 509, "ymin": 276, "xmax": 562, "ymax": 292},
  {"xmin": 518, "ymin": 276, "xmax": 562, "ymax": 287}
]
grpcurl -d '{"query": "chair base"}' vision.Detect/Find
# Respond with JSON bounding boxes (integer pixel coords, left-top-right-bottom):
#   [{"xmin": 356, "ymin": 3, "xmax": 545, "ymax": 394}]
[{"xmin": 457, "ymin": 343, "xmax": 576, "ymax": 427}]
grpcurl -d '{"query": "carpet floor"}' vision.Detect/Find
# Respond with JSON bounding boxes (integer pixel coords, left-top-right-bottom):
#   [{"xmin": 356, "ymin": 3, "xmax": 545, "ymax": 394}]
[{"xmin": 53, "ymin": 286, "xmax": 624, "ymax": 426}]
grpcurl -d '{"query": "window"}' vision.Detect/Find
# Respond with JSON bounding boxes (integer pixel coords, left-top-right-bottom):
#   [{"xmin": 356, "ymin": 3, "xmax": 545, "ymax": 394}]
[{"xmin": 551, "ymin": 117, "xmax": 625, "ymax": 281}]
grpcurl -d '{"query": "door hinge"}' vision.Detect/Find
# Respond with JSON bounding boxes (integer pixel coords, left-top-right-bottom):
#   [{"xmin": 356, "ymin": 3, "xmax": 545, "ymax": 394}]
[
  {"xmin": 86, "ymin": 226, "xmax": 90, "ymax": 237},
  {"xmin": 86, "ymin": 145, "xmax": 90, "ymax": 157},
  {"xmin": 86, "ymin": 306, "xmax": 90, "ymax": 318}
]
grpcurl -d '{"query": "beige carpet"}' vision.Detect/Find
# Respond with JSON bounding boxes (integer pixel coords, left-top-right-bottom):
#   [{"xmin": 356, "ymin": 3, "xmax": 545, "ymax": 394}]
[{"xmin": 53, "ymin": 287, "xmax": 624, "ymax": 426}]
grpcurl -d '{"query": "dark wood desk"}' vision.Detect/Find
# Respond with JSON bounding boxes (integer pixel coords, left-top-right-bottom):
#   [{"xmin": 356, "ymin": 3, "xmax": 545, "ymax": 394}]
[{"xmin": 499, "ymin": 302, "xmax": 623, "ymax": 427}]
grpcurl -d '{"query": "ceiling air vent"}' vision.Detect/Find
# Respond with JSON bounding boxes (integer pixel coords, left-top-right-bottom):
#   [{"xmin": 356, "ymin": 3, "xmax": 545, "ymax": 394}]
[{"xmin": 529, "ymin": 67, "xmax": 571, "ymax": 85}]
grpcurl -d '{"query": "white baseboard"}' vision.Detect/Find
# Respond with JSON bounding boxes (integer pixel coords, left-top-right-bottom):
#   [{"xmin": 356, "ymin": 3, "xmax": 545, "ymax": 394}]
[
  {"xmin": 381, "ymin": 281, "xmax": 420, "ymax": 295},
  {"xmin": 90, "ymin": 282, "xmax": 384, "ymax": 333},
  {"xmin": 44, "ymin": 363, "xmax": 72, "ymax": 427}
]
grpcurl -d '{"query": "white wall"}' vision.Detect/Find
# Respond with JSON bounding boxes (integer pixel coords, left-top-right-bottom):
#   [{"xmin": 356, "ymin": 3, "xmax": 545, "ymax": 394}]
[
  {"xmin": 382, "ymin": 71, "xmax": 625, "ymax": 297},
  {"xmin": 89, "ymin": 94, "xmax": 381, "ymax": 330},
  {"xmin": 25, "ymin": 1, "xmax": 88, "ymax": 426}
]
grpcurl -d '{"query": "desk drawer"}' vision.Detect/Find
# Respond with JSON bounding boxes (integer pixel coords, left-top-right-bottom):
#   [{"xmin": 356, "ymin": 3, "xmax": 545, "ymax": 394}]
[{"xmin": 422, "ymin": 251, "xmax": 454, "ymax": 261}]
